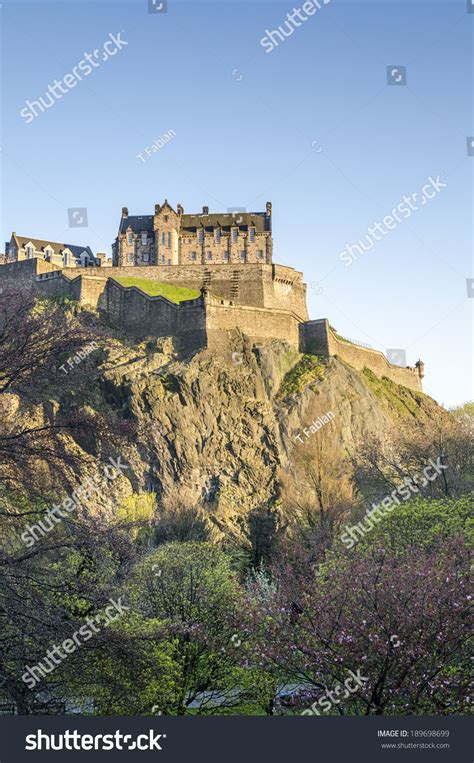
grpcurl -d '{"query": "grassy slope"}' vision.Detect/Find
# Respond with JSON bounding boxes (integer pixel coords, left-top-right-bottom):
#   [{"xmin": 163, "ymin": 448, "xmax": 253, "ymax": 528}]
[{"xmin": 114, "ymin": 277, "xmax": 200, "ymax": 303}]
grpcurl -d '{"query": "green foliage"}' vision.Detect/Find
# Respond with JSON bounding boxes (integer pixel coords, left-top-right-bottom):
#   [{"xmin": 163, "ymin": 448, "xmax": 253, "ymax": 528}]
[
  {"xmin": 117, "ymin": 491, "xmax": 156, "ymax": 541},
  {"xmin": 276, "ymin": 355, "xmax": 325, "ymax": 401},
  {"xmin": 114, "ymin": 277, "xmax": 200, "ymax": 303},
  {"xmin": 361, "ymin": 367, "xmax": 426, "ymax": 417},
  {"xmin": 129, "ymin": 542, "xmax": 242, "ymax": 714},
  {"xmin": 450, "ymin": 401, "xmax": 474, "ymax": 418},
  {"xmin": 358, "ymin": 493, "xmax": 473, "ymax": 553},
  {"xmin": 69, "ymin": 614, "xmax": 180, "ymax": 715}
]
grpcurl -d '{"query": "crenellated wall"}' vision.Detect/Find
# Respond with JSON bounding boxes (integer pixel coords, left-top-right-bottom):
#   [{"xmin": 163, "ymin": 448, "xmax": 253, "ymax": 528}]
[
  {"xmin": 58, "ymin": 263, "xmax": 308, "ymax": 320},
  {"xmin": 0, "ymin": 259, "xmax": 424, "ymax": 392},
  {"xmin": 302, "ymin": 319, "xmax": 424, "ymax": 391}
]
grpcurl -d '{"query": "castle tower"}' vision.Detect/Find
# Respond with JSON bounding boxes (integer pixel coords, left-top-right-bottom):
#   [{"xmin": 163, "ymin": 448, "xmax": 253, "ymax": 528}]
[{"xmin": 153, "ymin": 200, "xmax": 180, "ymax": 266}]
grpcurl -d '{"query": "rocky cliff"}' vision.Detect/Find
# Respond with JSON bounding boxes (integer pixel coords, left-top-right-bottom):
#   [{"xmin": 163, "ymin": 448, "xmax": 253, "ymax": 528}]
[{"xmin": 92, "ymin": 331, "xmax": 441, "ymax": 521}]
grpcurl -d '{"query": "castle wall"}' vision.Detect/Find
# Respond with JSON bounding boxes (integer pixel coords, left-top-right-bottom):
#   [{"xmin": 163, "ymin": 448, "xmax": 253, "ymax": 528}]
[
  {"xmin": 0, "ymin": 257, "xmax": 59, "ymax": 288},
  {"xmin": 60, "ymin": 263, "xmax": 308, "ymax": 320},
  {"xmin": 103, "ymin": 279, "xmax": 207, "ymax": 351},
  {"xmin": 302, "ymin": 319, "xmax": 423, "ymax": 392},
  {"xmin": 33, "ymin": 272, "xmax": 108, "ymax": 308},
  {"xmin": 204, "ymin": 293, "xmax": 302, "ymax": 349}
]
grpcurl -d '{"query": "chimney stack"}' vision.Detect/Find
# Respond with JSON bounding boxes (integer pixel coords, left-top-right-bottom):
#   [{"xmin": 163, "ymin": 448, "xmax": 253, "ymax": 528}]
[
  {"xmin": 266, "ymin": 201, "xmax": 272, "ymax": 215},
  {"xmin": 155, "ymin": 204, "xmax": 161, "ymax": 215},
  {"xmin": 122, "ymin": 207, "xmax": 128, "ymax": 217},
  {"xmin": 202, "ymin": 206, "xmax": 209, "ymax": 214},
  {"xmin": 177, "ymin": 204, "xmax": 184, "ymax": 215}
]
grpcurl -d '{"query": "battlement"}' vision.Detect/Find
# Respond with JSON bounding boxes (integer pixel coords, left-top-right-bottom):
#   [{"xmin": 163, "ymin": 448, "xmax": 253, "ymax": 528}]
[
  {"xmin": 301, "ymin": 319, "xmax": 424, "ymax": 391},
  {"xmin": 0, "ymin": 254, "xmax": 424, "ymax": 394}
]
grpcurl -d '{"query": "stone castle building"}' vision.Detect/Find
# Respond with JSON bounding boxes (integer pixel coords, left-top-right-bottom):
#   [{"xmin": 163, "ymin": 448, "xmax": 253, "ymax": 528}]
[
  {"xmin": 0, "ymin": 199, "xmax": 425, "ymax": 393},
  {"xmin": 112, "ymin": 200, "xmax": 273, "ymax": 267},
  {"xmin": 4, "ymin": 233, "xmax": 101, "ymax": 268}
]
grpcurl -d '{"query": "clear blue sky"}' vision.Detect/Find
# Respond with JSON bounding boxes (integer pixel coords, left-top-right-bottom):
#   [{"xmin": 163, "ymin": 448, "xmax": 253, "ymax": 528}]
[{"xmin": 1, "ymin": 0, "xmax": 472, "ymax": 406}]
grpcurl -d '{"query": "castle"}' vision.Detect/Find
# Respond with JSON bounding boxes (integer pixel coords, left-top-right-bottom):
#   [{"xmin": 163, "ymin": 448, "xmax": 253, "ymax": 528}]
[
  {"xmin": 0, "ymin": 200, "xmax": 425, "ymax": 392},
  {"xmin": 113, "ymin": 200, "xmax": 273, "ymax": 267}
]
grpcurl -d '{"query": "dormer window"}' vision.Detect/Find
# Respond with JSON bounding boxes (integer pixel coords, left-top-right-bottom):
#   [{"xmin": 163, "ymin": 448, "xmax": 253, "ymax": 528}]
[
  {"xmin": 26, "ymin": 244, "xmax": 34, "ymax": 259},
  {"xmin": 249, "ymin": 226, "xmax": 255, "ymax": 242},
  {"xmin": 232, "ymin": 228, "xmax": 238, "ymax": 242},
  {"xmin": 44, "ymin": 246, "xmax": 54, "ymax": 260}
]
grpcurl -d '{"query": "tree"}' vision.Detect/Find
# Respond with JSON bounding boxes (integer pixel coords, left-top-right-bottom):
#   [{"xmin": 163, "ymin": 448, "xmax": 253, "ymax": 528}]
[
  {"xmin": 281, "ymin": 426, "xmax": 358, "ymax": 560},
  {"xmin": 130, "ymin": 542, "xmax": 241, "ymax": 714},
  {"xmin": 0, "ymin": 288, "xmax": 127, "ymax": 495},
  {"xmin": 241, "ymin": 540, "xmax": 471, "ymax": 715}
]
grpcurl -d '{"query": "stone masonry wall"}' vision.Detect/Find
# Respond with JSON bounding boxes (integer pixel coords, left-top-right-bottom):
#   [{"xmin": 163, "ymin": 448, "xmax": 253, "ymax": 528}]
[
  {"xmin": 103, "ymin": 279, "xmax": 207, "ymax": 350},
  {"xmin": 0, "ymin": 258, "xmax": 59, "ymax": 288},
  {"xmin": 302, "ymin": 319, "xmax": 423, "ymax": 392},
  {"xmin": 204, "ymin": 292, "xmax": 302, "ymax": 349},
  {"xmin": 60, "ymin": 263, "xmax": 308, "ymax": 320}
]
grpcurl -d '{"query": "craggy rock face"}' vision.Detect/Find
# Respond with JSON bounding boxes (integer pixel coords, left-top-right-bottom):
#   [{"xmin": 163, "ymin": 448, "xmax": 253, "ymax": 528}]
[{"xmin": 95, "ymin": 334, "xmax": 440, "ymax": 529}]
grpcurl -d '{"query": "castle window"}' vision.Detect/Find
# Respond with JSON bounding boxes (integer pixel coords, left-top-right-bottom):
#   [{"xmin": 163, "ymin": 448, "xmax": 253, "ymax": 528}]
[
  {"xmin": 232, "ymin": 228, "xmax": 238, "ymax": 242},
  {"xmin": 249, "ymin": 226, "xmax": 255, "ymax": 242},
  {"xmin": 258, "ymin": 249, "xmax": 264, "ymax": 259},
  {"xmin": 162, "ymin": 232, "xmax": 165, "ymax": 245},
  {"xmin": 223, "ymin": 251, "xmax": 229, "ymax": 260},
  {"xmin": 240, "ymin": 250, "xmax": 246, "ymax": 261},
  {"xmin": 161, "ymin": 256, "xmax": 165, "ymax": 263},
  {"xmin": 128, "ymin": 253, "xmax": 134, "ymax": 263},
  {"xmin": 26, "ymin": 244, "xmax": 34, "ymax": 258},
  {"xmin": 198, "ymin": 229, "xmax": 204, "ymax": 244},
  {"xmin": 164, "ymin": 215, "xmax": 168, "ymax": 222},
  {"xmin": 143, "ymin": 251, "xmax": 149, "ymax": 262},
  {"xmin": 215, "ymin": 228, "xmax": 221, "ymax": 243},
  {"xmin": 191, "ymin": 251, "xmax": 197, "ymax": 261},
  {"xmin": 167, "ymin": 232, "xmax": 171, "ymax": 248},
  {"xmin": 207, "ymin": 251, "xmax": 212, "ymax": 261},
  {"xmin": 141, "ymin": 233, "xmax": 147, "ymax": 245},
  {"xmin": 127, "ymin": 233, "xmax": 133, "ymax": 245}
]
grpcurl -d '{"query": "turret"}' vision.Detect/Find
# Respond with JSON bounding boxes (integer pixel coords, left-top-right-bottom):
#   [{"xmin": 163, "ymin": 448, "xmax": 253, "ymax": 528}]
[{"xmin": 415, "ymin": 360, "xmax": 425, "ymax": 380}]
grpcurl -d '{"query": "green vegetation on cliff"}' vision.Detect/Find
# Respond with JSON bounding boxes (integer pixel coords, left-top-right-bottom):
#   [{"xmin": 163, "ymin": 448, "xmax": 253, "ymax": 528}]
[
  {"xmin": 361, "ymin": 366, "xmax": 428, "ymax": 417},
  {"xmin": 276, "ymin": 354, "xmax": 326, "ymax": 402}
]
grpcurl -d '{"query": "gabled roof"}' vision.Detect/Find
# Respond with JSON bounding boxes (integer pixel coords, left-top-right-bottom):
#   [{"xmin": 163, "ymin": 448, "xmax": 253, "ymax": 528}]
[
  {"xmin": 180, "ymin": 212, "xmax": 267, "ymax": 233},
  {"xmin": 119, "ymin": 216, "xmax": 154, "ymax": 235},
  {"xmin": 12, "ymin": 235, "xmax": 94, "ymax": 259},
  {"xmin": 118, "ymin": 211, "xmax": 268, "ymax": 235}
]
